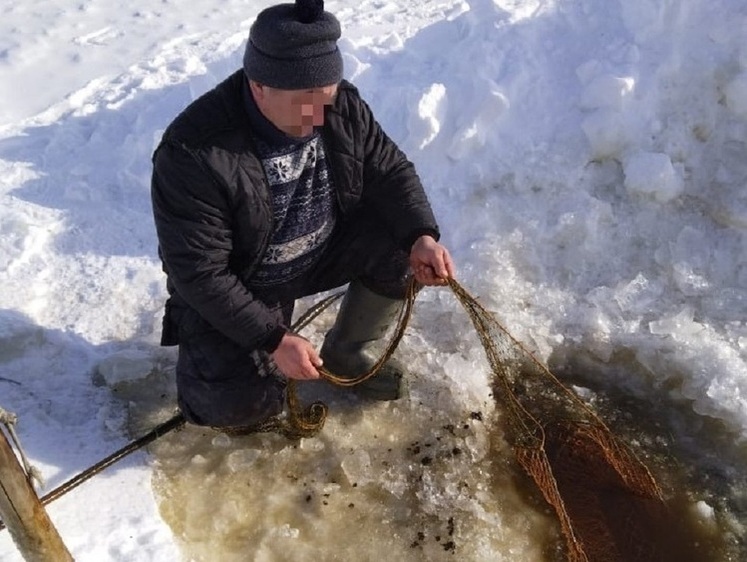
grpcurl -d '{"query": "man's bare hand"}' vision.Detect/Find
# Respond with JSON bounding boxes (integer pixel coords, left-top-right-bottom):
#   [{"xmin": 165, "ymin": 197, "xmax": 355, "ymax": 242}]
[
  {"xmin": 409, "ymin": 235, "xmax": 456, "ymax": 286},
  {"xmin": 271, "ymin": 333, "xmax": 322, "ymax": 380}
]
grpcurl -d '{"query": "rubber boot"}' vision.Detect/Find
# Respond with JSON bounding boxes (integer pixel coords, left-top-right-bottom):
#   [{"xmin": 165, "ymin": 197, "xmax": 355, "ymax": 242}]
[{"xmin": 320, "ymin": 280, "xmax": 406, "ymax": 401}]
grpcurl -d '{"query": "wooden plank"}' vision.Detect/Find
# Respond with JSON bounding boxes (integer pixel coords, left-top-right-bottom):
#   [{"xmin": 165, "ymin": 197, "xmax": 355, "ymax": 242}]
[{"xmin": 0, "ymin": 428, "xmax": 73, "ymax": 562}]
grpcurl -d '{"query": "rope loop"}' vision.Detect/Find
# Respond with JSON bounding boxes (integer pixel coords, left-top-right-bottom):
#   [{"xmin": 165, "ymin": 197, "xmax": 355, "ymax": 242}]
[{"xmin": 276, "ymin": 276, "xmax": 421, "ymax": 437}]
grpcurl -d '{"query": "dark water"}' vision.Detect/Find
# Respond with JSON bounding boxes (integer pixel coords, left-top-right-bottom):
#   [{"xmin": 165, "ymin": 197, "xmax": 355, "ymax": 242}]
[{"xmin": 545, "ymin": 350, "xmax": 747, "ymax": 562}]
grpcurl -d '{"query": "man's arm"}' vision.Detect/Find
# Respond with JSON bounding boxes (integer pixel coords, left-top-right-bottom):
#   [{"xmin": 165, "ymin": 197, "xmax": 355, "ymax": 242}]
[{"xmin": 151, "ymin": 142, "xmax": 284, "ymax": 349}]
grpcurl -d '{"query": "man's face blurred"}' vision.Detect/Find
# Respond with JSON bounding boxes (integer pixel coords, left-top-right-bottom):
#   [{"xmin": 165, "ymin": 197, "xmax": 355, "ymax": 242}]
[{"xmin": 250, "ymin": 81, "xmax": 338, "ymax": 138}]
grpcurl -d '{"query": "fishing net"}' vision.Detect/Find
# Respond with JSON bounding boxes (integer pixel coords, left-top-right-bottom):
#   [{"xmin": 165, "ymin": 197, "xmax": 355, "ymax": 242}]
[
  {"xmin": 273, "ymin": 277, "xmax": 672, "ymax": 561},
  {"xmin": 448, "ymin": 278, "xmax": 670, "ymax": 562}
]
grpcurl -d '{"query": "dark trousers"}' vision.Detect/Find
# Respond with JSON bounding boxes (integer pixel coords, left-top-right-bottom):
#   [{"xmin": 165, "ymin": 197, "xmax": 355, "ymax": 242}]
[{"xmin": 172, "ymin": 209, "xmax": 410, "ymax": 428}]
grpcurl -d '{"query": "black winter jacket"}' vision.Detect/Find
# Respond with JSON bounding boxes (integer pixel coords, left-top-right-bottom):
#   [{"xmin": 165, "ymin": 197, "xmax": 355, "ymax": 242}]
[{"xmin": 151, "ymin": 70, "xmax": 439, "ymax": 350}]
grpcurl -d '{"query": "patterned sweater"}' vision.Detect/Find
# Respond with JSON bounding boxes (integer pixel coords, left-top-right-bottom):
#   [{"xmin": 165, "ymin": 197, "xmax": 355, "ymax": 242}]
[{"xmin": 244, "ymin": 91, "xmax": 337, "ymax": 288}]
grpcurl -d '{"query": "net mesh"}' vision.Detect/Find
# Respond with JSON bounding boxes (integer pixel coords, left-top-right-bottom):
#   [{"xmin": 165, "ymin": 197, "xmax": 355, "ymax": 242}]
[{"xmin": 448, "ymin": 278, "xmax": 669, "ymax": 562}]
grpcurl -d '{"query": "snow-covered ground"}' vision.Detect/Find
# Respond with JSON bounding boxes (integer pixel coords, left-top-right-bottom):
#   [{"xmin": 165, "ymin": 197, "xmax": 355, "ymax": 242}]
[{"xmin": 2, "ymin": 0, "xmax": 747, "ymax": 560}]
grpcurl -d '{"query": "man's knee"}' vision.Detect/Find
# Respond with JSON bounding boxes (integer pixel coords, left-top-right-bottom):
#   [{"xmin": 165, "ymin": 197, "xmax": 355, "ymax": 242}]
[
  {"xmin": 175, "ymin": 333, "xmax": 286, "ymax": 428},
  {"xmin": 359, "ymin": 248, "xmax": 410, "ymax": 299}
]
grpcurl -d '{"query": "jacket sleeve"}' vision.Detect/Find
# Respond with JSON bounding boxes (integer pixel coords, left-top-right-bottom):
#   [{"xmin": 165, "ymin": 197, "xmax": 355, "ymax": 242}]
[
  {"xmin": 151, "ymin": 141, "xmax": 284, "ymax": 349},
  {"xmin": 356, "ymin": 94, "xmax": 440, "ymax": 249}
]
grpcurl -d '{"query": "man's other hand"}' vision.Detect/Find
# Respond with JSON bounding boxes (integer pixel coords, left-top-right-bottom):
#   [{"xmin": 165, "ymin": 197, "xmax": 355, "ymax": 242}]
[
  {"xmin": 409, "ymin": 235, "xmax": 456, "ymax": 286},
  {"xmin": 272, "ymin": 333, "xmax": 323, "ymax": 380}
]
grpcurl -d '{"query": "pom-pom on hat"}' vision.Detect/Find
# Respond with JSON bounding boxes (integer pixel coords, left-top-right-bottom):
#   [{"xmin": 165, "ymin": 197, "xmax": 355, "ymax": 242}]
[{"xmin": 243, "ymin": 0, "xmax": 343, "ymax": 90}]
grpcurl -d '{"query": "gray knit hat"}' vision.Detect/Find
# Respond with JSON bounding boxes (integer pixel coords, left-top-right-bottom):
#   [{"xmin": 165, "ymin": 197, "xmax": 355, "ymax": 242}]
[{"xmin": 243, "ymin": 0, "xmax": 343, "ymax": 90}]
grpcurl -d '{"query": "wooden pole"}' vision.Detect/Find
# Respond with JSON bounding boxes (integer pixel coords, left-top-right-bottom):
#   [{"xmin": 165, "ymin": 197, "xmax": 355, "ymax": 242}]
[{"xmin": 0, "ymin": 427, "xmax": 73, "ymax": 562}]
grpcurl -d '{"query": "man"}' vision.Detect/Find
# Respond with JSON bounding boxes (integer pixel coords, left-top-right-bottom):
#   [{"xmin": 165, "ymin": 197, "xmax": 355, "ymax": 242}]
[{"xmin": 151, "ymin": 0, "xmax": 455, "ymax": 431}]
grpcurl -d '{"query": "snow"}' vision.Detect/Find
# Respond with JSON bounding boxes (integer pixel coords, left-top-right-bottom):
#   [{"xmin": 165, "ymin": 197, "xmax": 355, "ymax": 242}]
[{"xmin": 2, "ymin": 0, "xmax": 747, "ymax": 560}]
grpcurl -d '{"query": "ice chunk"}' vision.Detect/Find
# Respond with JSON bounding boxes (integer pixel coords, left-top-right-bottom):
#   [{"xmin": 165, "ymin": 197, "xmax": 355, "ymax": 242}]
[
  {"xmin": 96, "ymin": 349, "xmax": 155, "ymax": 386},
  {"xmin": 672, "ymin": 262, "xmax": 710, "ymax": 296},
  {"xmin": 191, "ymin": 454, "xmax": 209, "ymax": 466},
  {"xmin": 579, "ymin": 74, "xmax": 635, "ymax": 111},
  {"xmin": 582, "ymin": 109, "xmax": 629, "ymax": 160},
  {"xmin": 342, "ymin": 51, "xmax": 369, "ymax": 82},
  {"xmin": 225, "ymin": 449, "xmax": 262, "ymax": 473},
  {"xmin": 613, "ymin": 273, "xmax": 664, "ymax": 315},
  {"xmin": 380, "ymin": 32, "xmax": 404, "ymax": 50},
  {"xmin": 649, "ymin": 307, "xmax": 704, "ymax": 338},
  {"xmin": 271, "ymin": 524, "xmax": 300, "ymax": 539},
  {"xmin": 340, "ymin": 448, "xmax": 373, "ymax": 486},
  {"xmin": 211, "ymin": 433, "xmax": 232, "ymax": 448},
  {"xmin": 690, "ymin": 500, "xmax": 718, "ymax": 531},
  {"xmin": 299, "ymin": 437, "xmax": 325, "ymax": 452},
  {"xmin": 623, "ymin": 151, "xmax": 683, "ymax": 202}
]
